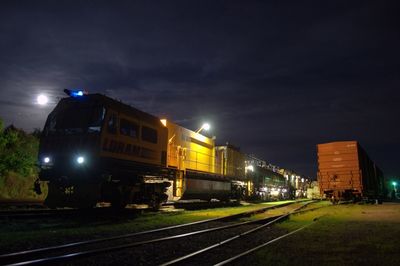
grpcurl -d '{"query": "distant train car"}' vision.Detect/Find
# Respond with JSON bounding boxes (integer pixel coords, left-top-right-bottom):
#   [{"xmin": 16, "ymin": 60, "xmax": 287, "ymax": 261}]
[
  {"xmin": 215, "ymin": 144, "xmax": 248, "ymax": 198},
  {"xmin": 306, "ymin": 181, "xmax": 321, "ymax": 199},
  {"xmin": 317, "ymin": 141, "xmax": 384, "ymax": 202},
  {"xmin": 246, "ymin": 166, "xmax": 288, "ymax": 200}
]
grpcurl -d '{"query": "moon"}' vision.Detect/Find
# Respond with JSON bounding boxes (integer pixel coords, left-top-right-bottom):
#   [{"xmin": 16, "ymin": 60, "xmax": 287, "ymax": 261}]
[{"xmin": 37, "ymin": 94, "xmax": 49, "ymax": 105}]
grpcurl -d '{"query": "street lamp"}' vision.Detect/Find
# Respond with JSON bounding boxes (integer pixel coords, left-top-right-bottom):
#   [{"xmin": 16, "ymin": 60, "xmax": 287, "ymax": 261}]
[
  {"xmin": 196, "ymin": 123, "xmax": 210, "ymax": 134},
  {"xmin": 245, "ymin": 165, "xmax": 254, "ymax": 173},
  {"xmin": 392, "ymin": 181, "xmax": 397, "ymax": 190}
]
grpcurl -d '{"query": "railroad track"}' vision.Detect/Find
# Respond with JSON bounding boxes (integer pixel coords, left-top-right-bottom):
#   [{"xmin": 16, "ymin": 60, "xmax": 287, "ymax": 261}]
[
  {"xmin": 162, "ymin": 202, "xmax": 324, "ymax": 266},
  {"xmin": 0, "ymin": 199, "xmax": 245, "ymax": 219},
  {"xmin": 0, "ymin": 201, "xmax": 44, "ymax": 209},
  {"xmin": 0, "ymin": 208, "xmax": 78, "ymax": 219},
  {"xmin": 0, "ymin": 207, "xmax": 153, "ymax": 219},
  {"xmin": 0, "ymin": 201, "xmax": 301, "ymax": 265}
]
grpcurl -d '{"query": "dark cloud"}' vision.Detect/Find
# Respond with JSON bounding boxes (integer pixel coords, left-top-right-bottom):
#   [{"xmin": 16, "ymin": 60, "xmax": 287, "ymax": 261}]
[{"xmin": 0, "ymin": 0, "xmax": 399, "ymax": 177}]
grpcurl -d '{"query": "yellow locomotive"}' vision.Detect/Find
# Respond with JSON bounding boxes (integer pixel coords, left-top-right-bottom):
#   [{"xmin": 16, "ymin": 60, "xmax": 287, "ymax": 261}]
[{"xmin": 37, "ymin": 90, "xmax": 247, "ymax": 208}]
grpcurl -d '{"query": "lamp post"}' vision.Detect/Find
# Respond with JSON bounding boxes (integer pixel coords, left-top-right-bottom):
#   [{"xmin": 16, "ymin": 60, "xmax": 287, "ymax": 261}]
[
  {"xmin": 391, "ymin": 181, "xmax": 397, "ymax": 200},
  {"xmin": 196, "ymin": 123, "xmax": 210, "ymax": 134}
]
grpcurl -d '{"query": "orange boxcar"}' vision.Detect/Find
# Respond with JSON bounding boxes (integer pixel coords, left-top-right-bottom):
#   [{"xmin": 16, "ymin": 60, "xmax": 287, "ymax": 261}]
[{"xmin": 317, "ymin": 141, "xmax": 384, "ymax": 201}]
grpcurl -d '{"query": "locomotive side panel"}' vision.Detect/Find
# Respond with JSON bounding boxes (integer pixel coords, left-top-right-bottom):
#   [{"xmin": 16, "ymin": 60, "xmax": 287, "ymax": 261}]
[
  {"xmin": 96, "ymin": 101, "xmax": 170, "ymax": 208},
  {"xmin": 162, "ymin": 120, "xmax": 234, "ymax": 200},
  {"xmin": 182, "ymin": 176, "xmax": 231, "ymax": 200},
  {"xmin": 100, "ymin": 108, "xmax": 168, "ymax": 168},
  {"xmin": 165, "ymin": 120, "xmax": 215, "ymax": 173}
]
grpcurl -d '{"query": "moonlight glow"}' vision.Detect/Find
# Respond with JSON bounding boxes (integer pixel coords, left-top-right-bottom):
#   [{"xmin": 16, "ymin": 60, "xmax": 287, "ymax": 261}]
[{"xmin": 37, "ymin": 94, "xmax": 49, "ymax": 105}]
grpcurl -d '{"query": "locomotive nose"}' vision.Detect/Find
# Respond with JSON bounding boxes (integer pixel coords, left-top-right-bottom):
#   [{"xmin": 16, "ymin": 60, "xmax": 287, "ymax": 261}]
[{"xmin": 39, "ymin": 152, "xmax": 92, "ymax": 167}]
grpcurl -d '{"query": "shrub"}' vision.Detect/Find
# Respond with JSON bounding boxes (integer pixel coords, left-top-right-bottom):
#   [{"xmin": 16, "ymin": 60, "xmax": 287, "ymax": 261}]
[{"xmin": 0, "ymin": 118, "xmax": 46, "ymax": 200}]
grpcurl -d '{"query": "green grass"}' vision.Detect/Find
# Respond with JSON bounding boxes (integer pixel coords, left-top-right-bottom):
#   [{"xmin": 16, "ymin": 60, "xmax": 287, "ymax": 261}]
[
  {"xmin": 245, "ymin": 203, "xmax": 400, "ymax": 266},
  {"xmin": 0, "ymin": 172, "xmax": 47, "ymax": 201},
  {"xmin": 240, "ymin": 200, "xmax": 327, "ymax": 221},
  {"xmin": 0, "ymin": 200, "xmax": 295, "ymax": 253}
]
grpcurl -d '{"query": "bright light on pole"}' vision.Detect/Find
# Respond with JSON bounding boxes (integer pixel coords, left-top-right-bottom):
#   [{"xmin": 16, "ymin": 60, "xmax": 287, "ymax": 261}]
[
  {"xmin": 245, "ymin": 165, "xmax": 254, "ymax": 173},
  {"xmin": 196, "ymin": 123, "xmax": 210, "ymax": 133},
  {"xmin": 37, "ymin": 94, "xmax": 49, "ymax": 105}
]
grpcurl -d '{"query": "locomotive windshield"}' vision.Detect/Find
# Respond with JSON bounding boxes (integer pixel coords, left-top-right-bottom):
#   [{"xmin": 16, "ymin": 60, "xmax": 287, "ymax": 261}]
[{"xmin": 44, "ymin": 103, "xmax": 105, "ymax": 136}]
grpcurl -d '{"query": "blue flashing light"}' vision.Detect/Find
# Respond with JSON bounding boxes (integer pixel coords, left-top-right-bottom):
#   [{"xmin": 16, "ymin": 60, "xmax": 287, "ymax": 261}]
[
  {"xmin": 63, "ymin": 89, "xmax": 88, "ymax": 97},
  {"xmin": 71, "ymin": 90, "xmax": 84, "ymax": 97}
]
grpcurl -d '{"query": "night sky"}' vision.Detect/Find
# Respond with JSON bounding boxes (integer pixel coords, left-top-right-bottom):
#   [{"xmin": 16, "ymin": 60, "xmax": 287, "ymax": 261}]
[{"xmin": 1, "ymin": 0, "xmax": 399, "ymax": 178}]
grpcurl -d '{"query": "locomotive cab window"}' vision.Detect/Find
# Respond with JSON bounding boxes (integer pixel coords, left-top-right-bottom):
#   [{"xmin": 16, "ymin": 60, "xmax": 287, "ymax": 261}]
[
  {"xmin": 44, "ymin": 104, "xmax": 105, "ymax": 136},
  {"xmin": 141, "ymin": 126, "xmax": 158, "ymax": 144},
  {"xmin": 120, "ymin": 119, "xmax": 139, "ymax": 138},
  {"xmin": 107, "ymin": 114, "xmax": 117, "ymax": 134},
  {"xmin": 88, "ymin": 107, "xmax": 106, "ymax": 132}
]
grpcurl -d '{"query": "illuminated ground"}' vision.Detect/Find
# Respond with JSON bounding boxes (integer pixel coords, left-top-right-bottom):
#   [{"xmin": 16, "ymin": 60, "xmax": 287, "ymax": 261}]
[
  {"xmin": 241, "ymin": 202, "xmax": 400, "ymax": 266},
  {"xmin": 2, "ymin": 201, "xmax": 399, "ymax": 265},
  {"xmin": 0, "ymin": 200, "xmax": 294, "ymax": 254}
]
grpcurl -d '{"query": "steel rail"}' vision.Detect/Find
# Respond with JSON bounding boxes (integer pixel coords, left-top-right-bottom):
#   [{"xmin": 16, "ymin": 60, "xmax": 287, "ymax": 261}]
[
  {"xmin": 0, "ymin": 201, "xmax": 299, "ymax": 264},
  {"xmin": 4, "ymin": 202, "xmax": 307, "ymax": 266},
  {"xmin": 6, "ymin": 212, "xmax": 295, "ymax": 266},
  {"xmin": 159, "ymin": 201, "xmax": 316, "ymax": 266},
  {"xmin": 0, "ymin": 209, "xmax": 77, "ymax": 218},
  {"xmin": 214, "ymin": 219, "xmax": 318, "ymax": 266},
  {"xmin": 0, "ymin": 207, "xmax": 142, "ymax": 218},
  {"xmin": 0, "ymin": 205, "xmax": 158, "ymax": 219}
]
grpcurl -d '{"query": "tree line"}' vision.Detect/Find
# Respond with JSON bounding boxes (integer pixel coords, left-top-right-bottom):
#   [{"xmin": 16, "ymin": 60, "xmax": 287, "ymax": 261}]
[{"xmin": 0, "ymin": 118, "xmax": 44, "ymax": 200}]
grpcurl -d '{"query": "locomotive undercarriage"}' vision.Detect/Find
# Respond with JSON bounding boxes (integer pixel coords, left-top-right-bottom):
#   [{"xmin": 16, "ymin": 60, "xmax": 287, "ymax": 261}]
[
  {"xmin": 40, "ymin": 159, "xmax": 174, "ymax": 209},
  {"xmin": 100, "ymin": 176, "xmax": 171, "ymax": 209},
  {"xmin": 45, "ymin": 180, "xmax": 100, "ymax": 208},
  {"xmin": 43, "ymin": 175, "xmax": 171, "ymax": 209}
]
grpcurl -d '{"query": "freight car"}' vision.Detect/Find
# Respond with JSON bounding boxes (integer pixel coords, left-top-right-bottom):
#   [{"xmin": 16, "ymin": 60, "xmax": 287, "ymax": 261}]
[{"xmin": 317, "ymin": 141, "xmax": 384, "ymax": 203}]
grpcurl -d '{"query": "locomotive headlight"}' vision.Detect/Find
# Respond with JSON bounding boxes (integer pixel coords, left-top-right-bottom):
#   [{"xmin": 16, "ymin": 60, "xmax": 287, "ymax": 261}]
[
  {"xmin": 40, "ymin": 156, "xmax": 53, "ymax": 169},
  {"xmin": 76, "ymin": 156, "xmax": 85, "ymax": 164}
]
